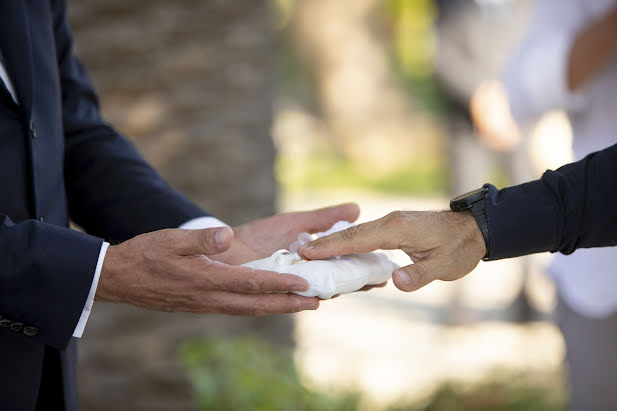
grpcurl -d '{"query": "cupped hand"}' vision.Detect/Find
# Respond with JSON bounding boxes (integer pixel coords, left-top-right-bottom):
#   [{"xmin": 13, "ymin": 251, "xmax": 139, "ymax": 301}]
[
  {"xmin": 298, "ymin": 210, "xmax": 486, "ymax": 292},
  {"xmin": 213, "ymin": 203, "xmax": 361, "ymax": 265},
  {"xmin": 96, "ymin": 227, "xmax": 319, "ymax": 316}
]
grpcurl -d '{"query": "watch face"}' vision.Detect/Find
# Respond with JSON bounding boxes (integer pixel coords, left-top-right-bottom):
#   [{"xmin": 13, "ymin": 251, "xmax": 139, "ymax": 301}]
[
  {"xmin": 451, "ymin": 187, "xmax": 486, "ymax": 203},
  {"xmin": 450, "ymin": 187, "xmax": 487, "ymax": 211}
]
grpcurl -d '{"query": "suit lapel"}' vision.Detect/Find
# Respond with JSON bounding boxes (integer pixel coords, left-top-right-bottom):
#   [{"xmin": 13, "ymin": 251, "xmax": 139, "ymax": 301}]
[{"xmin": 0, "ymin": 1, "xmax": 34, "ymax": 118}]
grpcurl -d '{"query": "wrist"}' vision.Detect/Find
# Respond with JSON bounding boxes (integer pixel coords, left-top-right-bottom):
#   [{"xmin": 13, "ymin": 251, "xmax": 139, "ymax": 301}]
[
  {"xmin": 441, "ymin": 210, "xmax": 487, "ymax": 263},
  {"xmin": 459, "ymin": 210, "xmax": 487, "ymax": 258},
  {"xmin": 450, "ymin": 187, "xmax": 490, "ymax": 258},
  {"xmin": 95, "ymin": 244, "xmax": 125, "ymax": 303}
]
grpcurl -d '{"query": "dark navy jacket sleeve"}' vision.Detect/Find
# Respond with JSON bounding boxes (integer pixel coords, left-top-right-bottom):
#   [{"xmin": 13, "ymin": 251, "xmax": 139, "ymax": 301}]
[
  {"xmin": 0, "ymin": 216, "xmax": 102, "ymax": 350},
  {"xmin": 485, "ymin": 142, "xmax": 617, "ymax": 260},
  {"xmin": 52, "ymin": 0, "xmax": 208, "ymax": 243}
]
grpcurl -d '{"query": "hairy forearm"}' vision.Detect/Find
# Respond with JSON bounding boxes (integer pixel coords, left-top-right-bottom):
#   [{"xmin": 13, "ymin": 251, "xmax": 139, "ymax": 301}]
[{"xmin": 567, "ymin": 6, "xmax": 617, "ymax": 91}]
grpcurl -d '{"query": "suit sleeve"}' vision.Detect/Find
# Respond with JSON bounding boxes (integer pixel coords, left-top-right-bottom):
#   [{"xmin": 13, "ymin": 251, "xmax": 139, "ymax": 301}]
[
  {"xmin": 0, "ymin": 215, "xmax": 103, "ymax": 349},
  {"xmin": 485, "ymin": 142, "xmax": 617, "ymax": 260},
  {"xmin": 51, "ymin": 0, "xmax": 207, "ymax": 243}
]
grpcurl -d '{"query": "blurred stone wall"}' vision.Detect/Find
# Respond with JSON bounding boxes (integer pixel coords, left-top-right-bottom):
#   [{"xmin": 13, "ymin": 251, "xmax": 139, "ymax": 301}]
[{"xmin": 67, "ymin": 1, "xmax": 291, "ymax": 410}]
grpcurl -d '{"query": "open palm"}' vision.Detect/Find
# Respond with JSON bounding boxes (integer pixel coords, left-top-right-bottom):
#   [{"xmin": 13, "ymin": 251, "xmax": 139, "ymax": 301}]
[{"xmin": 212, "ymin": 203, "xmax": 360, "ymax": 265}]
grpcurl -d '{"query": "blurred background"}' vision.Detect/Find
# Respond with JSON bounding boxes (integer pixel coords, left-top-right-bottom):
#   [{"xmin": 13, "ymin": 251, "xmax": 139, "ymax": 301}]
[{"xmin": 69, "ymin": 0, "xmax": 578, "ymax": 409}]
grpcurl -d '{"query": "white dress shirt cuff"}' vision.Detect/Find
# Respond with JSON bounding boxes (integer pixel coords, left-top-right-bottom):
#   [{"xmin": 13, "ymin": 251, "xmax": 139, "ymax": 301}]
[
  {"xmin": 72, "ymin": 241, "xmax": 109, "ymax": 338},
  {"xmin": 179, "ymin": 216, "xmax": 230, "ymax": 230}
]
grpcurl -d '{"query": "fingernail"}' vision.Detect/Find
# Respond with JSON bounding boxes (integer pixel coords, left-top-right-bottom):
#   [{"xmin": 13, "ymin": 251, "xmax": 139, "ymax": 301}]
[
  {"xmin": 215, "ymin": 229, "xmax": 227, "ymax": 248},
  {"xmin": 305, "ymin": 300, "xmax": 319, "ymax": 310},
  {"xmin": 394, "ymin": 269, "xmax": 412, "ymax": 286}
]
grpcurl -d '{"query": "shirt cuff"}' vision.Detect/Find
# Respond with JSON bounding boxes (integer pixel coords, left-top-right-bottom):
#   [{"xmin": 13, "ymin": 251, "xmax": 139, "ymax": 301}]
[
  {"xmin": 179, "ymin": 216, "xmax": 229, "ymax": 230},
  {"xmin": 72, "ymin": 241, "xmax": 109, "ymax": 338}
]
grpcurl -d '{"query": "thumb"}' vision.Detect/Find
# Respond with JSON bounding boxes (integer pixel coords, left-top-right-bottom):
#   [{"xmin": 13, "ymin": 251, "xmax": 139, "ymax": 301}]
[
  {"xmin": 392, "ymin": 261, "xmax": 437, "ymax": 292},
  {"xmin": 178, "ymin": 227, "xmax": 234, "ymax": 255}
]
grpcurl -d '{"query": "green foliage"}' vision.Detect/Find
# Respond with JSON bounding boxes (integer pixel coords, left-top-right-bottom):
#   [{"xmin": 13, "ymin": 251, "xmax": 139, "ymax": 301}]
[
  {"xmin": 387, "ymin": 0, "xmax": 436, "ymax": 77},
  {"xmin": 179, "ymin": 336, "xmax": 566, "ymax": 411},
  {"xmin": 276, "ymin": 153, "xmax": 448, "ymax": 195},
  {"xmin": 385, "ymin": 0, "xmax": 448, "ymax": 114},
  {"xmin": 390, "ymin": 372, "xmax": 566, "ymax": 411},
  {"xmin": 178, "ymin": 336, "xmax": 360, "ymax": 411}
]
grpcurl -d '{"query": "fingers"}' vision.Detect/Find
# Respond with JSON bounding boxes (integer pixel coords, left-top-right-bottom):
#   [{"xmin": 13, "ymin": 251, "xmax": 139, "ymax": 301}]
[
  {"xmin": 298, "ymin": 212, "xmax": 405, "ymax": 259},
  {"xmin": 392, "ymin": 262, "xmax": 437, "ymax": 292},
  {"xmin": 175, "ymin": 227, "xmax": 234, "ymax": 256},
  {"xmin": 197, "ymin": 262, "xmax": 310, "ymax": 294},
  {"xmin": 202, "ymin": 291, "xmax": 319, "ymax": 316},
  {"xmin": 293, "ymin": 203, "xmax": 361, "ymax": 234}
]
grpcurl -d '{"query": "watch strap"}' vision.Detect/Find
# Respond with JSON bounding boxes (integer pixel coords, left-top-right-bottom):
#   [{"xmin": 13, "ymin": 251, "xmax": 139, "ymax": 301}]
[{"xmin": 470, "ymin": 197, "xmax": 490, "ymax": 259}]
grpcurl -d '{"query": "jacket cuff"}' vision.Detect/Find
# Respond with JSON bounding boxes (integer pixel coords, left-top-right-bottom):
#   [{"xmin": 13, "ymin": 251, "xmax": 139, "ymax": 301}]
[
  {"xmin": 484, "ymin": 182, "xmax": 560, "ymax": 260},
  {"xmin": 0, "ymin": 219, "xmax": 104, "ymax": 350}
]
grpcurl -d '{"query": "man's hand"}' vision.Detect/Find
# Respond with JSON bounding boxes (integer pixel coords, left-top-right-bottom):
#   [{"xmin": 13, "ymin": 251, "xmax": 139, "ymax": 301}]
[
  {"xmin": 96, "ymin": 227, "xmax": 319, "ymax": 315},
  {"xmin": 298, "ymin": 211, "xmax": 486, "ymax": 292},
  {"xmin": 213, "ymin": 203, "xmax": 361, "ymax": 265}
]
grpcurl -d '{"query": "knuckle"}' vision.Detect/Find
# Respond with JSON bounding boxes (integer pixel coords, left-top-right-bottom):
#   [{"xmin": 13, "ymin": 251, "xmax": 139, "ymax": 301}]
[
  {"xmin": 251, "ymin": 302, "xmax": 268, "ymax": 317},
  {"xmin": 142, "ymin": 248, "xmax": 158, "ymax": 263},
  {"xmin": 411, "ymin": 265, "xmax": 429, "ymax": 289},
  {"xmin": 197, "ymin": 231, "xmax": 215, "ymax": 253},
  {"xmin": 386, "ymin": 210, "xmax": 406, "ymax": 227},
  {"xmin": 341, "ymin": 226, "xmax": 359, "ymax": 242},
  {"xmin": 245, "ymin": 277, "xmax": 262, "ymax": 293},
  {"xmin": 291, "ymin": 298, "xmax": 305, "ymax": 313},
  {"xmin": 157, "ymin": 229, "xmax": 175, "ymax": 245}
]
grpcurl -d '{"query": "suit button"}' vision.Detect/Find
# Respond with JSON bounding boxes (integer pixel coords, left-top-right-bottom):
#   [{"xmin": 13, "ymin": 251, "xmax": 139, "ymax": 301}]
[
  {"xmin": 39, "ymin": 216, "xmax": 45, "ymax": 223},
  {"xmin": 10, "ymin": 322, "xmax": 23, "ymax": 332},
  {"xmin": 23, "ymin": 326, "xmax": 38, "ymax": 336},
  {"xmin": 0, "ymin": 319, "xmax": 12, "ymax": 327},
  {"xmin": 29, "ymin": 120, "xmax": 37, "ymax": 138}
]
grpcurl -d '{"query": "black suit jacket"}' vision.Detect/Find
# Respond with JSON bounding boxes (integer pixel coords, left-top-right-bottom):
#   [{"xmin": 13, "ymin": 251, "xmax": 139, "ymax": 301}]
[
  {"xmin": 485, "ymin": 142, "xmax": 617, "ymax": 260},
  {"xmin": 0, "ymin": 1, "xmax": 207, "ymax": 409}
]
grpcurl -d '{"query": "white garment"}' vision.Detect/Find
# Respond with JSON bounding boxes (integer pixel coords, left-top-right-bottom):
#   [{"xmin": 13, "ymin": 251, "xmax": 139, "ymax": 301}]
[
  {"xmin": 0, "ymin": 53, "xmax": 18, "ymax": 103},
  {"xmin": 504, "ymin": 0, "xmax": 617, "ymax": 318},
  {"xmin": 242, "ymin": 221, "xmax": 398, "ymax": 299}
]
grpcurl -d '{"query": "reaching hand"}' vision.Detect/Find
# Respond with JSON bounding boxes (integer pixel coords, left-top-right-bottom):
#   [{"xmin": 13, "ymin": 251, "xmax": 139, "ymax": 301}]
[
  {"xmin": 213, "ymin": 203, "xmax": 361, "ymax": 265},
  {"xmin": 96, "ymin": 227, "xmax": 319, "ymax": 316},
  {"xmin": 298, "ymin": 210, "xmax": 486, "ymax": 292}
]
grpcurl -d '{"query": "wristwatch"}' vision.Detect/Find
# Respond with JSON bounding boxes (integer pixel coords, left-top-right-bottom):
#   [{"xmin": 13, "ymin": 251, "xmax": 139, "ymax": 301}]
[{"xmin": 450, "ymin": 187, "xmax": 490, "ymax": 259}]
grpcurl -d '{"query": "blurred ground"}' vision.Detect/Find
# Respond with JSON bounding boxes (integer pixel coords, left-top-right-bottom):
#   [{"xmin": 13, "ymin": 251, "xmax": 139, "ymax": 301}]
[{"xmin": 281, "ymin": 190, "xmax": 565, "ymax": 409}]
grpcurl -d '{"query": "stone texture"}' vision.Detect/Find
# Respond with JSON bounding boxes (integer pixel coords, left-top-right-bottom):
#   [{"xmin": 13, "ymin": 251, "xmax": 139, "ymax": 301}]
[
  {"xmin": 67, "ymin": 1, "xmax": 290, "ymax": 410},
  {"xmin": 69, "ymin": 0, "xmax": 277, "ymax": 224}
]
